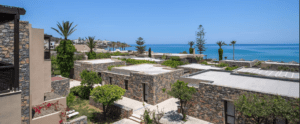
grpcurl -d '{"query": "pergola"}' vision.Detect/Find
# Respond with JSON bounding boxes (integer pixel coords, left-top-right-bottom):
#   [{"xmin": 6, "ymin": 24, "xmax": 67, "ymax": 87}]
[{"xmin": 0, "ymin": 5, "xmax": 26, "ymax": 92}]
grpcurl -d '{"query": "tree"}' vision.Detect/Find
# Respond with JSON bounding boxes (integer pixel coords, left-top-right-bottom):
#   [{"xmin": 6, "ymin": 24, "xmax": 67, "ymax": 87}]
[
  {"xmin": 188, "ymin": 41, "xmax": 194, "ymax": 54},
  {"xmin": 229, "ymin": 40, "xmax": 237, "ymax": 60},
  {"xmin": 80, "ymin": 70, "xmax": 102, "ymax": 87},
  {"xmin": 86, "ymin": 36, "xmax": 96, "ymax": 53},
  {"xmin": 148, "ymin": 47, "xmax": 152, "ymax": 57},
  {"xmin": 216, "ymin": 41, "xmax": 227, "ymax": 61},
  {"xmin": 136, "ymin": 37, "xmax": 146, "ymax": 54},
  {"xmin": 196, "ymin": 25, "xmax": 206, "ymax": 54},
  {"xmin": 56, "ymin": 40, "xmax": 76, "ymax": 77},
  {"xmin": 90, "ymin": 85, "xmax": 126, "ymax": 120},
  {"xmin": 110, "ymin": 41, "xmax": 116, "ymax": 51},
  {"xmin": 116, "ymin": 41, "xmax": 121, "ymax": 50},
  {"xmin": 234, "ymin": 93, "xmax": 299, "ymax": 123},
  {"xmin": 51, "ymin": 21, "xmax": 77, "ymax": 40},
  {"xmin": 166, "ymin": 80, "xmax": 196, "ymax": 120}
]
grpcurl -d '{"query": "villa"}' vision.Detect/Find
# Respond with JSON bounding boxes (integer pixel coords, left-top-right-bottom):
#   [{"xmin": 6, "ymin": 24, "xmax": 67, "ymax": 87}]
[
  {"xmin": 73, "ymin": 59, "xmax": 126, "ymax": 81},
  {"xmin": 179, "ymin": 69, "xmax": 299, "ymax": 124},
  {"xmin": 100, "ymin": 64, "xmax": 184, "ymax": 105},
  {"xmin": 177, "ymin": 63, "xmax": 225, "ymax": 74}
]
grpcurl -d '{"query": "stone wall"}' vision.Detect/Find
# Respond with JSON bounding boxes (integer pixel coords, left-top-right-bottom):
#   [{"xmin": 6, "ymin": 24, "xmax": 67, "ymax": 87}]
[
  {"xmin": 101, "ymin": 68, "xmax": 184, "ymax": 105},
  {"xmin": 261, "ymin": 62, "xmax": 299, "ymax": 71},
  {"xmin": 177, "ymin": 67, "xmax": 203, "ymax": 74},
  {"xmin": 74, "ymin": 60, "xmax": 125, "ymax": 80},
  {"xmin": 0, "ymin": 21, "xmax": 30, "ymax": 123},
  {"xmin": 220, "ymin": 60, "xmax": 255, "ymax": 67},
  {"xmin": 89, "ymin": 96, "xmax": 133, "ymax": 119},
  {"xmin": 184, "ymin": 82, "xmax": 298, "ymax": 124},
  {"xmin": 65, "ymin": 116, "xmax": 88, "ymax": 124},
  {"xmin": 51, "ymin": 77, "xmax": 70, "ymax": 97}
]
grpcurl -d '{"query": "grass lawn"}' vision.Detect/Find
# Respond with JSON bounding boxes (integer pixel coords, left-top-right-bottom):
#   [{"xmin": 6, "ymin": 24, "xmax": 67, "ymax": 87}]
[{"xmin": 68, "ymin": 97, "xmax": 123, "ymax": 124}]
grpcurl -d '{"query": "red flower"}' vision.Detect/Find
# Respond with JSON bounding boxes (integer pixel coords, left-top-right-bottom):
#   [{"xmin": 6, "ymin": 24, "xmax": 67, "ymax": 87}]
[
  {"xmin": 47, "ymin": 103, "xmax": 52, "ymax": 107},
  {"xmin": 59, "ymin": 120, "xmax": 63, "ymax": 124},
  {"xmin": 38, "ymin": 106, "xmax": 42, "ymax": 110}
]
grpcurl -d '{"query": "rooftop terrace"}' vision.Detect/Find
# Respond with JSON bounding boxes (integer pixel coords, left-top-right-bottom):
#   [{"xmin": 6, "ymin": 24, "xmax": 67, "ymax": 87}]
[
  {"xmin": 112, "ymin": 64, "xmax": 174, "ymax": 75},
  {"xmin": 236, "ymin": 68, "xmax": 299, "ymax": 80},
  {"xmin": 187, "ymin": 70, "xmax": 299, "ymax": 98}
]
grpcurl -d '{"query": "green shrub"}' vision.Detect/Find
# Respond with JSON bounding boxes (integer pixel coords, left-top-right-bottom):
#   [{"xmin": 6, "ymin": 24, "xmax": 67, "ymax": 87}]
[
  {"xmin": 108, "ymin": 65, "xmax": 124, "ymax": 70},
  {"xmin": 283, "ymin": 67, "xmax": 289, "ymax": 71},
  {"xmin": 169, "ymin": 56, "xmax": 181, "ymax": 61},
  {"xmin": 254, "ymin": 61, "xmax": 262, "ymax": 66},
  {"xmin": 77, "ymin": 86, "xmax": 92, "ymax": 99},
  {"xmin": 278, "ymin": 66, "xmax": 284, "ymax": 70},
  {"xmin": 56, "ymin": 40, "xmax": 76, "ymax": 77},
  {"xmin": 73, "ymin": 54, "xmax": 85, "ymax": 60},
  {"xmin": 80, "ymin": 70, "xmax": 102, "ymax": 87},
  {"xmin": 189, "ymin": 48, "xmax": 194, "ymax": 54},
  {"xmin": 201, "ymin": 61, "xmax": 208, "ymax": 65},
  {"xmin": 225, "ymin": 66, "xmax": 239, "ymax": 71},
  {"xmin": 295, "ymin": 68, "xmax": 299, "ymax": 72},
  {"xmin": 124, "ymin": 58, "xmax": 156, "ymax": 65},
  {"xmin": 290, "ymin": 68, "xmax": 295, "ymax": 72},
  {"xmin": 161, "ymin": 60, "xmax": 184, "ymax": 68},
  {"xmin": 87, "ymin": 52, "xmax": 96, "ymax": 59},
  {"xmin": 161, "ymin": 55, "xmax": 166, "ymax": 60},
  {"xmin": 70, "ymin": 86, "xmax": 81, "ymax": 96},
  {"xmin": 67, "ymin": 92, "xmax": 75, "ymax": 107},
  {"xmin": 180, "ymin": 51, "xmax": 188, "ymax": 54},
  {"xmin": 215, "ymin": 62, "xmax": 228, "ymax": 67},
  {"xmin": 183, "ymin": 61, "xmax": 189, "ymax": 65}
]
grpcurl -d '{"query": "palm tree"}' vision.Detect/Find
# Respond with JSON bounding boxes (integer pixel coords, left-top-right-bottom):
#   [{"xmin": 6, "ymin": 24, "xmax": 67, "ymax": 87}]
[
  {"xmin": 188, "ymin": 41, "xmax": 194, "ymax": 48},
  {"xmin": 116, "ymin": 41, "xmax": 121, "ymax": 50},
  {"xmin": 216, "ymin": 41, "xmax": 227, "ymax": 60},
  {"xmin": 51, "ymin": 21, "xmax": 77, "ymax": 40},
  {"xmin": 86, "ymin": 36, "xmax": 96, "ymax": 53},
  {"xmin": 111, "ymin": 41, "xmax": 116, "ymax": 51},
  {"xmin": 229, "ymin": 40, "xmax": 237, "ymax": 60}
]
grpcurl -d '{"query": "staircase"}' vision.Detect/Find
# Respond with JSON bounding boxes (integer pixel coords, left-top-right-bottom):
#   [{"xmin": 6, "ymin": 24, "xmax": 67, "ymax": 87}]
[{"xmin": 129, "ymin": 114, "xmax": 144, "ymax": 124}]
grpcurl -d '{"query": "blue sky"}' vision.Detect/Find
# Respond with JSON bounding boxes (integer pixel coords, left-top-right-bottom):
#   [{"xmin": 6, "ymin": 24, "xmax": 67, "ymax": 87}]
[{"xmin": 4, "ymin": 0, "xmax": 299, "ymax": 44}]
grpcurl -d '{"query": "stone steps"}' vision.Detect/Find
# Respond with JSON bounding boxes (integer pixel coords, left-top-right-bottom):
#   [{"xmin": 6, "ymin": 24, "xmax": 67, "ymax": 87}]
[{"xmin": 129, "ymin": 114, "xmax": 143, "ymax": 123}]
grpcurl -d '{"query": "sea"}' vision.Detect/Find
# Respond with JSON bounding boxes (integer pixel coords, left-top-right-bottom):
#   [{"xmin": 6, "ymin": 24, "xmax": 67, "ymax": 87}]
[{"xmin": 106, "ymin": 44, "xmax": 299, "ymax": 63}]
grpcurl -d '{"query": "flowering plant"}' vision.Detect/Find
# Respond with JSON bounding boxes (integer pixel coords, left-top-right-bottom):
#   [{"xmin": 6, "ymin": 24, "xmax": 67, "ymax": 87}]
[{"xmin": 32, "ymin": 101, "xmax": 67, "ymax": 124}]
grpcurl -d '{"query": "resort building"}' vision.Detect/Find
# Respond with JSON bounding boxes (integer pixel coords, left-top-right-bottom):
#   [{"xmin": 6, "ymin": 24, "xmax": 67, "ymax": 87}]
[
  {"xmin": 0, "ymin": 5, "xmax": 69, "ymax": 124},
  {"xmin": 177, "ymin": 63, "xmax": 225, "ymax": 74},
  {"xmin": 111, "ymin": 56, "xmax": 165, "ymax": 64},
  {"xmin": 261, "ymin": 61, "xmax": 299, "ymax": 71},
  {"xmin": 219, "ymin": 59, "xmax": 258, "ymax": 67},
  {"xmin": 73, "ymin": 59, "xmax": 126, "ymax": 81},
  {"xmin": 179, "ymin": 69, "xmax": 299, "ymax": 124},
  {"xmin": 100, "ymin": 64, "xmax": 184, "ymax": 105}
]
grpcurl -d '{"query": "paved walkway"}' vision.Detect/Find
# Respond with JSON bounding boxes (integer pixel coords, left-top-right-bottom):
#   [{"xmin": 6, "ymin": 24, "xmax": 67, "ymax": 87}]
[
  {"xmin": 115, "ymin": 97, "xmax": 211, "ymax": 124},
  {"xmin": 69, "ymin": 79, "xmax": 101, "ymax": 89}
]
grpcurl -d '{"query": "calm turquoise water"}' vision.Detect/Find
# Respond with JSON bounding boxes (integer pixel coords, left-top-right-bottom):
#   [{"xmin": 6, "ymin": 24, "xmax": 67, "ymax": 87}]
[{"xmin": 107, "ymin": 44, "xmax": 299, "ymax": 63}]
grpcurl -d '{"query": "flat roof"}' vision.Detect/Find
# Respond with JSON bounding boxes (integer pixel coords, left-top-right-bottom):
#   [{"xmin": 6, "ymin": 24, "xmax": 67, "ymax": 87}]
[
  {"xmin": 111, "ymin": 56, "xmax": 164, "ymax": 62},
  {"xmin": 178, "ymin": 63, "xmax": 223, "ymax": 70},
  {"xmin": 114, "ymin": 64, "xmax": 173, "ymax": 75},
  {"xmin": 222, "ymin": 60, "xmax": 252, "ymax": 63},
  {"xmin": 80, "ymin": 59, "xmax": 116, "ymax": 64},
  {"xmin": 187, "ymin": 70, "xmax": 299, "ymax": 98},
  {"xmin": 236, "ymin": 68, "xmax": 299, "ymax": 80}
]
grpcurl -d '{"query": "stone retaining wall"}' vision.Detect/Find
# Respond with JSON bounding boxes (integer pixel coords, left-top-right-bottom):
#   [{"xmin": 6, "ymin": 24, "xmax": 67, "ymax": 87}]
[
  {"xmin": 261, "ymin": 62, "xmax": 299, "ymax": 71},
  {"xmin": 74, "ymin": 59, "xmax": 125, "ymax": 80},
  {"xmin": 65, "ymin": 116, "xmax": 88, "ymax": 124},
  {"xmin": 101, "ymin": 68, "xmax": 184, "ymax": 105},
  {"xmin": 51, "ymin": 77, "xmax": 70, "ymax": 97},
  {"xmin": 89, "ymin": 96, "xmax": 133, "ymax": 119},
  {"xmin": 184, "ymin": 82, "xmax": 298, "ymax": 124},
  {"xmin": 0, "ymin": 21, "xmax": 30, "ymax": 123}
]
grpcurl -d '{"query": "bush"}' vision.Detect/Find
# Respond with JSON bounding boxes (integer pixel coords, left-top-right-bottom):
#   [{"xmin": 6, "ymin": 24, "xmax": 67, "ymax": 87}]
[
  {"xmin": 67, "ymin": 92, "xmax": 75, "ymax": 107},
  {"xmin": 70, "ymin": 86, "xmax": 81, "ymax": 96},
  {"xmin": 180, "ymin": 51, "xmax": 188, "ymax": 54},
  {"xmin": 107, "ymin": 65, "xmax": 124, "ymax": 70},
  {"xmin": 291, "ymin": 68, "xmax": 295, "ymax": 72},
  {"xmin": 70, "ymin": 85, "xmax": 91, "ymax": 99},
  {"xmin": 215, "ymin": 62, "xmax": 228, "ymax": 67},
  {"xmin": 87, "ymin": 52, "xmax": 96, "ymax": 59},
  {"xmin": 169, "ymin": 56, "xmax": 181, "ymax": 61},
  {"xmin": 124, "ymin": 58, "xmax": 156, "ymax": 65},
  {"xmin": 254, "ymin": 61, "xmax": 262, "ymax": 66},
  {"xmin": 201, "ymin": 61, "xmax": 208, "ymax": 65},
  {"xmin": 277, "ymin": 66, "xmax": 284, "ymax": 70},
  {"xmin": 225, "ymin": 66, "xmax": 239, "ymax": 71},
  {"xmin": 80, "ymin": 70, "xmax": 102, "ymax": 87},
  {"xmin": 218, "ymin": 48, "xmax": 223, "ymax": 60},
  {"xmin": 73, "ymin": 54, "xmax": 85, "ymax": 60},
  {"xmin": 189, "ymin": 48, "xmax": 194, "ymax": 54},
  {"xmin": 161, "ymin": 60, "xmax": 184, "ymax": 68},
  {"xmin": 56, "ymin": 40, "xmax": 76, "ymax": 77},
  {"xmin": 161, "ymin": 55, "xmax": 166, "ymax": 60}
]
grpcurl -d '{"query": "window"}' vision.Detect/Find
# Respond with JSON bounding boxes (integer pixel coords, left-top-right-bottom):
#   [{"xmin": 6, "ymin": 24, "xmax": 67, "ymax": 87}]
[
  {"xmin": 225, "ymin": 100, "xmax": 235, "ymax": 124},
  {"xmin": 125, "ymin": 80, "xmax": 128, "ymax": 90},
  {"xmin": 109, "ymin": 77, "xmax": 112, "ymax": 85},
  {"xmin": 98, "ymin": 72, "xmax": 101, "ymax": 77}
]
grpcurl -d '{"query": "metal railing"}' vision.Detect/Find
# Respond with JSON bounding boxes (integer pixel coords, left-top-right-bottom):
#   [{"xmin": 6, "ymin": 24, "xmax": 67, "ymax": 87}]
[
  {"xmin": 44, "ymin": 51, "xmax": 50, "ymax": 59},
  {"xmin": 0, "ymin": 62, "xmax": 15, "ymax": 93}
]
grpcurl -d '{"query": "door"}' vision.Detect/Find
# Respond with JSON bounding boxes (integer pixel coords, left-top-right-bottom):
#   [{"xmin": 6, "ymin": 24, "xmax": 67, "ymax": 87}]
[
  {"xmin": 109, "ymin": 77, "xmax": 112, "ymax": 85},
  {"xmin": 143, "ymin": 83, "xmax": 148, "ymax": 102},
  {"xmin": 225, "ymin": 101, "xmax": 235, "ymax": 124}
]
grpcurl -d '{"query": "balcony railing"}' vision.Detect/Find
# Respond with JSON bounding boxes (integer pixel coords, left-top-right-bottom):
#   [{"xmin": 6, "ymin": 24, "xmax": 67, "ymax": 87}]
[
  {"xmin": 44, "ymin": 51, "xmax": 50, "ymax": 59},
  {"xmin": 0, "ymin": 62, "xmax": 15, "ymax": 93}
]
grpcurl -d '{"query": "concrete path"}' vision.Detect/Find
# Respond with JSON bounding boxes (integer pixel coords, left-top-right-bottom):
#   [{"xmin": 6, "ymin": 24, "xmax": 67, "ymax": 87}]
[
  {"xmin": 115, "ymin": 97, "xmax": 211, "ymax": 124},
  {"xmin": 69, "ymin": 79, "xmax": 101, "ymax": 89},
  {"xmin": 113, "ymin": 118, "xmax": 139, "ymax": 124}
]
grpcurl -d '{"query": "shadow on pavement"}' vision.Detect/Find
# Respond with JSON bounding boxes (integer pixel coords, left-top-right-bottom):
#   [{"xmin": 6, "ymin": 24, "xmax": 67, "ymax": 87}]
[{"xmin": 162, "ymin": 110, "xmax": 187, "ymax": 122}]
